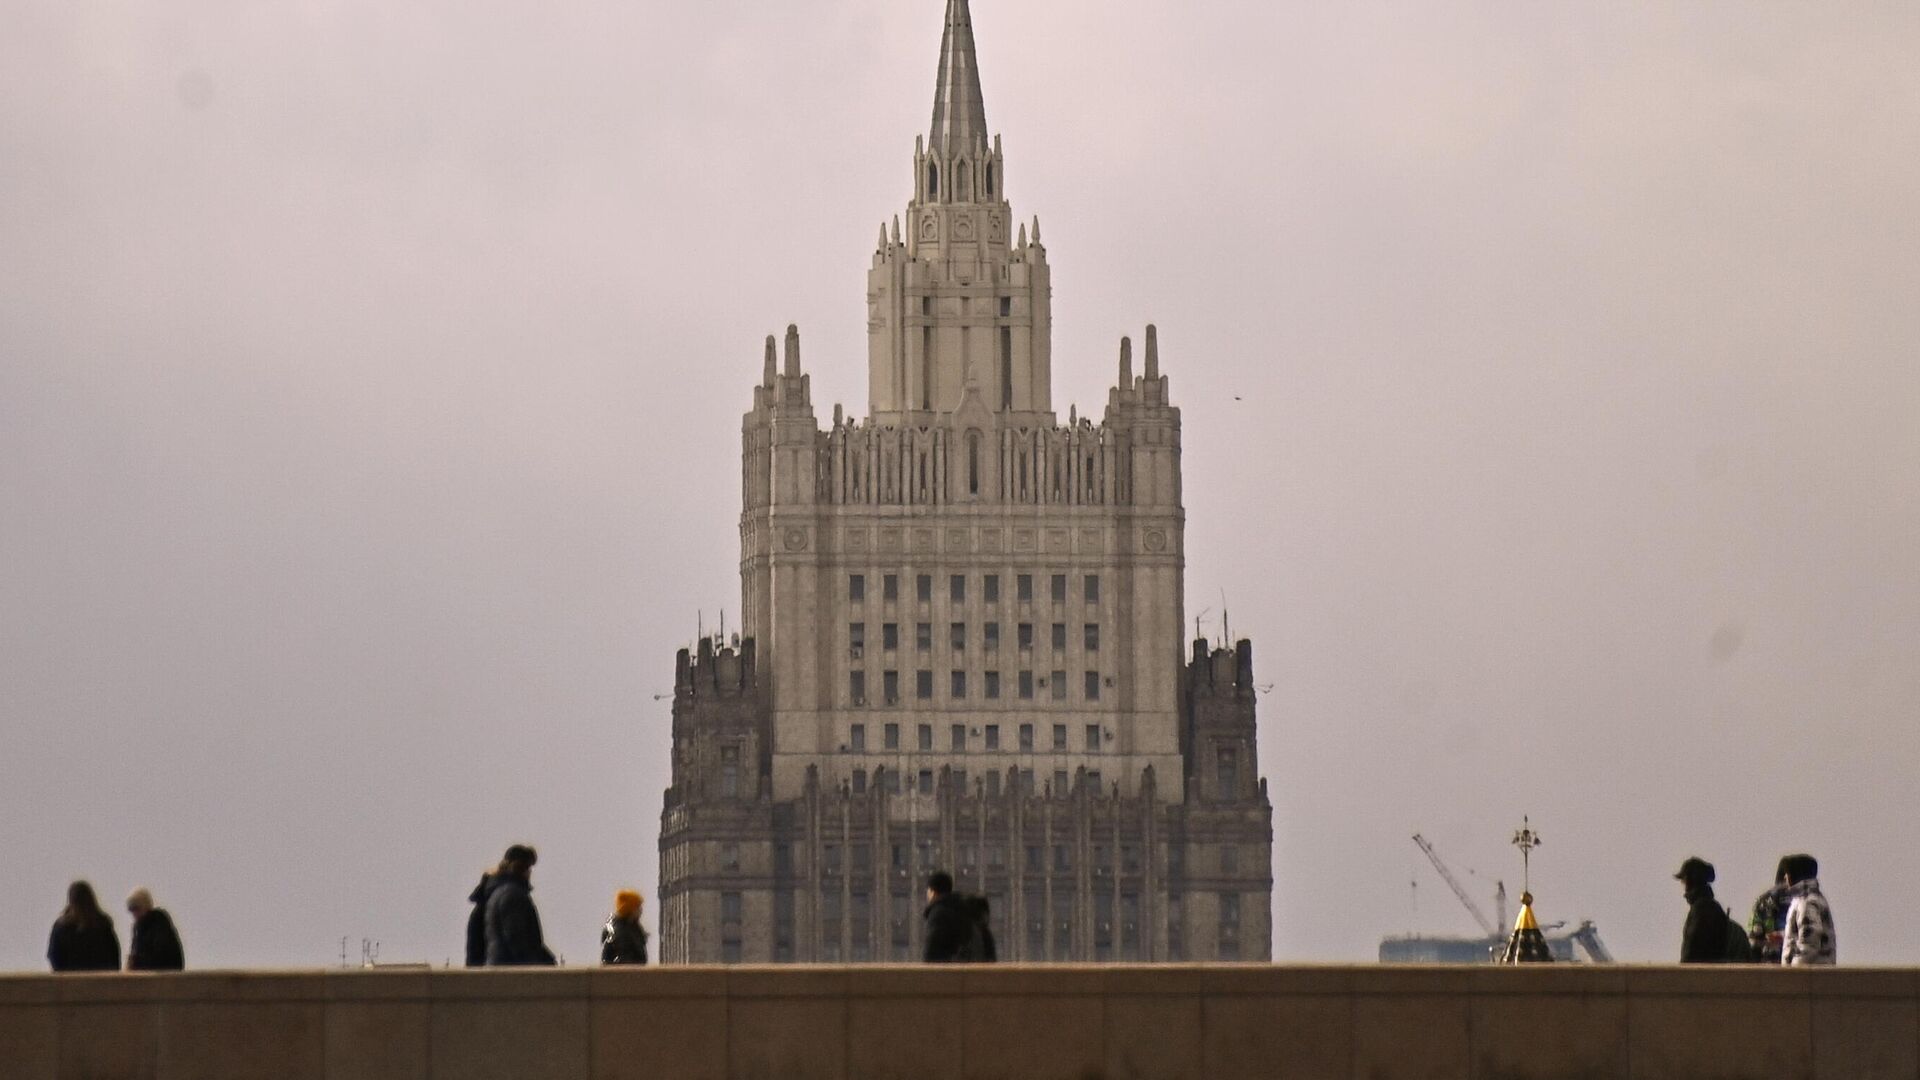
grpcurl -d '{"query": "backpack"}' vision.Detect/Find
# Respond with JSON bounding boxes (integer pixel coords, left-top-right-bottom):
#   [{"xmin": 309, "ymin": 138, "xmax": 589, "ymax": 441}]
[
  {"xmin": 955, "ymin": 895, "xmax": 997, "ymax": 963},
  {"xmin": 1722, "ymin": 908, "xmax": 1755, "ymax": 963}
]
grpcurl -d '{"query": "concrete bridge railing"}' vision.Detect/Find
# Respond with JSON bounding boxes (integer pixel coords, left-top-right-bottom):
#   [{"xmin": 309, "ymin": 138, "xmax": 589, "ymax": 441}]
[{"xmin": 1, "ymin": 964, "xmax": 1914, "ymax": 1079}]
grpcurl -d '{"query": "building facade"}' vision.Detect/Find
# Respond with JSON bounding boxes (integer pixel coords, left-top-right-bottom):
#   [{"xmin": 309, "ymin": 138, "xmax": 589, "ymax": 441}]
[{"xmin": 658, "ymin": 0, "xmax": 1273, "ymax": 964}]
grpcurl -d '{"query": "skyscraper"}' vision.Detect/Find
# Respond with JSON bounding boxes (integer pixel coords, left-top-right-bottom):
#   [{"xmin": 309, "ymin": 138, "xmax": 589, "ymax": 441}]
[{"xmin": 658, "ymin": 0, "xmax": 1272, "ymax": 964}]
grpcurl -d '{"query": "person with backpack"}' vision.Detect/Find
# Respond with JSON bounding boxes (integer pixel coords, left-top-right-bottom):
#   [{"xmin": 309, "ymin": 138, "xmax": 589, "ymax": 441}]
[
  {"xmin": 600, "ymin": 889, "xmax": 649, "ymax": 965},
  {"xmin": 484, "ymin": 844, "xmax": 557, "ymax": 966},
  {"xmin": 1675, "ymin": 857, "xmax": 1750, "ymax": 962},
  {"xmin": 963, "ymin": 894, "xmax": 998, "ymax": 963}
]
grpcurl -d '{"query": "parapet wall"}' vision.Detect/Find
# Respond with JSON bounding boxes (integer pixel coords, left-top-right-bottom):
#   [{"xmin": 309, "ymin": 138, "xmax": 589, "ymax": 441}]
[{"xmin": 0, "ymin": 965, "xmax": 1913, "ymax": 1080}]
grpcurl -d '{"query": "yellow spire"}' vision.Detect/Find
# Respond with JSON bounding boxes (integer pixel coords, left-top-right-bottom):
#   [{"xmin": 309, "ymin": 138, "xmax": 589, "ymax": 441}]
[{"xmin": 1513, "ymin": 891, "xmax": 1539, "ymax": 932}]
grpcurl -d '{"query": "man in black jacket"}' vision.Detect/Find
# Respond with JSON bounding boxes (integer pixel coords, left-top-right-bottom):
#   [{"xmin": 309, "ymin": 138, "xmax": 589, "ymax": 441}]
[
  {"xmin": 485, "ymin": 845, "xmax": 557, "ymax": 966},
  {"xmin": 125, "ymin": 888, "xmax": 185, "ymax": 971},
  {"xmin": 1676, "ymin": 857, "xmax": 1732, "ymax": 963},
  {"xmin": 465, "ymin": 871, "xmax": 497, "ymax": 967},
  {"xmin": 922, "ymin": 871, "xmax": 972, "ymax": 963}
]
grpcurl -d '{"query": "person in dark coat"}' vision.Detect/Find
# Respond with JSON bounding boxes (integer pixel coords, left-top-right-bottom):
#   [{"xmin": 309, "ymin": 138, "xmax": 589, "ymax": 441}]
[
  {"xmin": 484, "ymin": 844, "xmax": 557, "ymax": 966},
  {"xmin": 125, "ymin": 888, "xmax": 185, "ymax": 971},
  {"xmin": 465, "ymin": 871, "xmax": 498, "ymax": 968},
  {"xmin": 922, "ymin": 871, "xmax": 971, "ymax": 963},
  {"xmin": 48, "ymin": 880, "xmax": 121, "ymax": 972},
  {"xmin": 1676, "ymin": 856, "xmax": 1733, "ymax": 963},
  {"xmin": 601, "ymin": 890, "xmax": 649, "ymax": 965},
  {"xmin": 963, "ymin": 894, "xmax": 998, "ymax": 963}
]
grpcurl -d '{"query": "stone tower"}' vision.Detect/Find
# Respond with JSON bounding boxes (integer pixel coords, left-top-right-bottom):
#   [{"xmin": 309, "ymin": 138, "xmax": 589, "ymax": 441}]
[{"xmin": 659, "ymin": 0, "xmax": 1273, "ymax": 964}]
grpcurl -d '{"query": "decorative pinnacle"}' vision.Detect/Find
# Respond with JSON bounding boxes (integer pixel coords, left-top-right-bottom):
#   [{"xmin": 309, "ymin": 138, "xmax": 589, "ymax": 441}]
[
  {"xmin": 783, "ymin": 323, "xmax": 801, "ymax": 378},
  {"xmin": 1511, "ymin": 816, "xmax": 1542, "ymax": 893},
  {"xmin": 762, "ymin": 335, "xmax": 777, "ymax": 386},
  {"xmin": 1144, "ymin": 325, "xmax": 1160, "ymax": 380},
  {"xmin": 929, "ymin": 0, "xmax": 989, "ymax": 148}
]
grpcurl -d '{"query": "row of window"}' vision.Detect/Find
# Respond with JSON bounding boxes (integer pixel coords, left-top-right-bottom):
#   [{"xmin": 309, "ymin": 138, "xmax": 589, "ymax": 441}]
[
  {"xmin": 852, "ymin": 720, "xmax": 1103, "ymax": 753},
  {"xmin": 722, "ymin": 840, "xmax": 1242, "ymax": 879},
  {"xmin": 850, "ymin": 621, "xmax": 1098, "ymax": 655},
  {"xmin": 846, "ymin": 764, "xmax": 1101, "ymax": 799},
  {"xmin": 849, "ymin": 573, "xmax": 1100, "ymax": 606},
  {"xmin": 850, "ymin": 669, "xmax": 1104, "ymax": 704}
]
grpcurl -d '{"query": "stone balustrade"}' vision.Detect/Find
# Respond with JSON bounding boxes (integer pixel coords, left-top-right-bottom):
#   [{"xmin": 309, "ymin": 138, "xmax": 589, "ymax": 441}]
[{"xmin": 0, "ymin": 964, "xmax": 1913, "ymax": 1079}]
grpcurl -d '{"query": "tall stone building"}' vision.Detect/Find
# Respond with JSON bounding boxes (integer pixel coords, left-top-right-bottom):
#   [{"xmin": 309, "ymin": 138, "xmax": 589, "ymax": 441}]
[{"xmin": 658, "ymin": 0, "xmax": 1273, "ymax": 964}]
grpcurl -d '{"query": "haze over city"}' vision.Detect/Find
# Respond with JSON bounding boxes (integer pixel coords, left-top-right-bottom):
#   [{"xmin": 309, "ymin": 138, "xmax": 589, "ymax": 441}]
[{"xmin": 3, "ymin": 0, "xmax": 1917, "ymax": 971}]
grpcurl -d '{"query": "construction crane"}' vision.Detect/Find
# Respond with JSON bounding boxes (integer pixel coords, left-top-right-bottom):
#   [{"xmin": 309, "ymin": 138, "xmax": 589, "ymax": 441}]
[{"xmin": 1411, "ymin": 834, "xmax": 1497, "ymax": 938}]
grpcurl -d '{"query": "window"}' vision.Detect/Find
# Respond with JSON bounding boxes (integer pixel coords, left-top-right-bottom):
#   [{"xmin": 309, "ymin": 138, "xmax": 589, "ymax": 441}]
[
  {"xmin": 985, "ymin": 622, "xmax": 1000, "ymax": 651},
  {"xmin": 951, "ymin": 671, "xmax": 967, "ymax": 699},
  {"xmin": 1220, "ymin": 894, "xmax": 1241, "ymax": 925},
  {"xmin": 1018, "ymin": 722, "xmax": 1034, "ymax": 749},
  {"xmin": 918, "ymin": 769, "xmax": 934, "ymax": 795},
  {"xmin": 984, "ymin": 575, "xmax": 1000, "ymax": 603},
  {"xmin": 883, "ymin": 623, "xmax": 899, "ymax": 651},
  {"xmin": 1085, "ymin": 574, "xmax": 1101, "ymax": 604},
  {"xmin": 1018, "ymin": 623, "xmax": 1034, "ymax": 650},
  {"xmin": 1018, "ymin": 673, "xmax": 1035, "ymax": 701},
  {"xmin": 915, "ymin": 622, "xmax": 932, "ymax": 652},
  {"xmin": 953, "ymin": 769, "xmax": 968, "ymax": 794},
  {"xmin": 1051, "ymin": 623, "xmax": 1067, "ymax": 651},
  {"xmin": 721, "ymin": 892, "xmax": 743, "ymax": 924},
  {"xmin": 916, "ymin": 574, "xmax": 932, "ymax": 602},
  {"xmin": 1051, "ymin": 574, "xmax": 1067, "ymax": 604},
  {"xmin": 951, "ymin": 575, "xmax": 966, "ymax": 602},
  {"xmin": 985, "ymin": 723, "xmax": 1000, "ymax": 749},
  {"xmin": 951, "ymin": 723, "xmax": 966, "ymax": 750},
  {"xmin": 999, "ymin": 296, "xmax": 1011, "ymax": 317},
  {"xmin": 1222, "ymin": 845, "xmax": 1239, "ymax": 875},
  {"xmin": 1052, "ymin": 723, "xmax": 1068, "ymax": 751},
  {"xmin": 850, "ymin": 574, "xmax": 865, "ymax": 602},
  {"xmin": 1053, "ymin": 769, "xmax": 1069, "ymax": 794},
  {"xmin": 824, "ymin": 843, "xmax": 842, "ymax": 876},
  {"xmin": 918, "ymin": 722, "xmax": 933, "ymax": 749},
  {"xmin": 1051, "ymin": 671, "xmax": 1068, "ymax": 701},
  {"xmin": 720, "ymin": 745, "xmax": 740, "ymax": 797},
  {"xmin": 985, "ymin": 672, "xmax": 1001, "ymax": 700},
  {"xmin": 1086, "ymin": 769, "xmax": 1102, "ymax": 792},
  {"xmin": 1084, "ymin": 624, "xmax": 1099, "ymax": 651},
  {"xmin": 986, "ymin": 771, "xmax": 1002, "ymax": 797},
  {"xmin": 884, "ymin": 722, "xmax": 900, "ymax": 749},
  {"xmin": 1054, "ymin": 844, "xmax": 1071, "ymax": 872},
  {"xmin": 884, "ymin": 573, "xmax": 899, "ymax": 601},
  {"xmin": 1017, "ymin": 574, "xmax": 1033, "ymax": 602},
  {"xmin": 722, "ymin": 939, "xmax": 742, "ymax": 964},
  {"xmin": 916, "ymin": 671, "xmax": 933, "ymax": 700},
  {"xmin": 721, "ymin": 843, "xmax": 740, "ymax": 872},
  {"xmin": 852, "ymin": 768, "xmax": 867, "ymax": 794},
  {"xmin": 850, "ymin": 622, "xmax": 865, "ymax": 656},
  {"xmin": 884, "ymin": 672, "xmax": 900, "ymax": 705},
  {"xmin": 1020, "ymin": 769, "xmax": 1036, "ymax": 794},
  {"xmin": 1085, "ymin": 723, "xmax": 1101, "ymax": 752},
  {"xmin": 950, "ymin": 622, "xmax": 966, "ymax": 651},
  {"xmin": 851, "ymin": 723, "xmax": 867, "ymax": 751},
  {"xmin": 883, "ymin": 768, "xmax": 901, "ymax": 794},
  {"xmin": 1085, "ymin": 671, "xmax": 1101, "ymax": 701},
  {"xmin": 1217, "ymin": 747, "xmax": 1238, "ymax": 794},
  {"xmin": 850, "ymin": 672, "xmax": 866, "ymax": 704}
]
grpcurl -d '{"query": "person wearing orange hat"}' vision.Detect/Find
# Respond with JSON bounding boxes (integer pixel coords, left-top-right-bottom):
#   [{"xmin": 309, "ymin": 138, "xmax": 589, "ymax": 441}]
[{"xmin": 601, "ymin": 890, "xmax": 648, "ymax": 965}]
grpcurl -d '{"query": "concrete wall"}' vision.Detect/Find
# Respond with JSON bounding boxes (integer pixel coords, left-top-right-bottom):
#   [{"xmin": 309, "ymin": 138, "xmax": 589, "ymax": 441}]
[{"xmin": 0, "ymin": 965, "xmax": 1913, "ymax": 1080}]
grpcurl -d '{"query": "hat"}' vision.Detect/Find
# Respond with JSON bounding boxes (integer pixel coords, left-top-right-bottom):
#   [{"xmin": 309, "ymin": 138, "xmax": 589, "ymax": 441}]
[{"xmin": 1674, "ymin": 857, "xmax": 1715, "ymax": 884}]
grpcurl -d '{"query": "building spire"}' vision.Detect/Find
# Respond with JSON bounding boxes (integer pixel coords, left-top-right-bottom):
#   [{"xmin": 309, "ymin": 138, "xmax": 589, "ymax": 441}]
[{"xmin": 929, "ymin": 0, "xmax": 988, "ymax": 149}]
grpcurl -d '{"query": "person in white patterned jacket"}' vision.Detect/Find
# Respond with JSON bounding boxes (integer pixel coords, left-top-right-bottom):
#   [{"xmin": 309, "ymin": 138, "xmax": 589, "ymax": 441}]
[{"xmin": 1781, "ymin": 853, "xmax": 1837, "ymax": 966}]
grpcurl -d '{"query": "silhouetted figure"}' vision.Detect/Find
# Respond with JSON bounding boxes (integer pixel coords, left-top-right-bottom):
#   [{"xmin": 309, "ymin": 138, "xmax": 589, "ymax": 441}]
[
  {"xmin": 1675, "ymin": 857, "xmax": 1744, "ymax": 962},
  {"xmin": 48, "ymin": 881, "xmax": 121, "ymax": 972},
  {"xmin": 465, "ymin": 869, "xmax": 498, "ymax": 968},
  {"xmin": 601, "ymin": 890, "xmax": 649, "ymax": 965},
  {"xmin": 963, "ymin": 894, "xmax": 998, "ymax": 963},
  {"xmin": 922, "ymin": 871, "xmax": 970, "ymax": 963},
  {"xmin": 125, "ymin": 888, "xmax": 185, "ymax": 971},
  {"xmin": 1748, "ymin": 857, "xmax": 1793, "ymax": 964},
  {"xmin": 484, "ymin": 844, "xmax": 556, "ymax": 966},
  {"xmin": 1781, "ymin": 854, "xmax": 1836, "ymax": 966}
]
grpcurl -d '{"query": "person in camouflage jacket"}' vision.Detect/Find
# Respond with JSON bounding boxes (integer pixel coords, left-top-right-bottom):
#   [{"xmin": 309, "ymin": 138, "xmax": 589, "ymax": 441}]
[{"xmin": 1781, "ymin": 854, "xmax": 1836, "ymax": 966}]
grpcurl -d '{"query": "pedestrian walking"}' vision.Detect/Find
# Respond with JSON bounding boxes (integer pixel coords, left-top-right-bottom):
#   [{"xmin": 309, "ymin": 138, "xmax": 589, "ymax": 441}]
[
  {"xmin": 1781, "ymin": 854, "xmax": 1836, "ymax": 966},
  {"xmin": 601, "ymin": 890, "xmax": 649, "ymax": 965},
  {"xmin": 963, "ymin": 893, "xmax": 998, "ymax": 963},
  {"xmin": 1674, "ymin": 857, "xmax": 1746, "ymax": 963},
  {"xmin": 484, "ymin": 844, "xmax": 557, "ymax": 966},
  {"xmin": 48, "ymin": 881, "xmax": 121, "ymax": 972},
  {"xmin": 465, "ymin": 867, "xmax": 499, "ymax": 968},
  {"xmin": 125, "ymin": 888, "xmax": 185, "ymax": 971},
  {"xmin": 1747, "ymin": 857, "xmax": 1792, "ymax": 964},
  {"xmin": 922, "ymin": 871, "xmax": 971, "ymax": 963}
]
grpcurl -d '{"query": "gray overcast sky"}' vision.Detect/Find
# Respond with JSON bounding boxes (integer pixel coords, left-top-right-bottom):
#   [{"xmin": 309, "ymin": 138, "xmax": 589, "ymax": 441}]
[{"xmin": 3, "ymin": 0, "xmax": 1917, "ymax": 969}]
